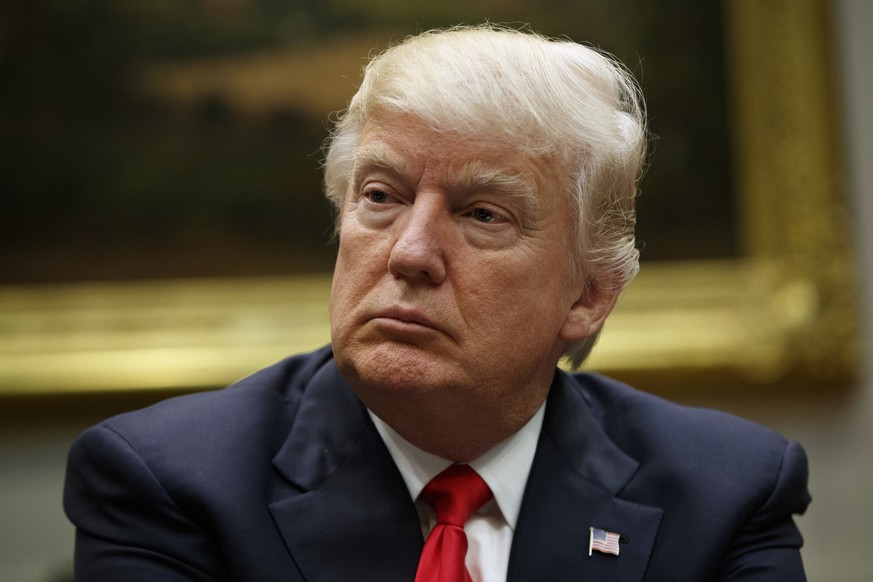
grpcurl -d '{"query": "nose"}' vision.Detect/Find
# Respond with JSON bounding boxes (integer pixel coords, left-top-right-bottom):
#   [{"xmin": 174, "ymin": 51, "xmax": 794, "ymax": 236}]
[{"xmin": 387, "ymin": 197, "xmax": 448, "ymax": 285}]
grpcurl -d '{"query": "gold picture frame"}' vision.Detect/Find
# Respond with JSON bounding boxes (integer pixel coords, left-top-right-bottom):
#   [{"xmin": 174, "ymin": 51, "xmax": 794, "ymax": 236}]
[{"xmin": 0, "ymin": 0, "xmax": 857, "ymax": 396}]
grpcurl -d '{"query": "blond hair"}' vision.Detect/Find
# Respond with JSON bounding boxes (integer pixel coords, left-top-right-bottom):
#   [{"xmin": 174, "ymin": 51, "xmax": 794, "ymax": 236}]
[{"xmin": 324, "ymin": 24, "xmax": 647, "ymax": 366}]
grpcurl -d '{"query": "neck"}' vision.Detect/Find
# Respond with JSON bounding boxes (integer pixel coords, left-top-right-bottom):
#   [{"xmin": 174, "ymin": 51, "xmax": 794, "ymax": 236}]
[{"xmin": 357, "ymin": 384, "xmax": 549, "ymax": 463}]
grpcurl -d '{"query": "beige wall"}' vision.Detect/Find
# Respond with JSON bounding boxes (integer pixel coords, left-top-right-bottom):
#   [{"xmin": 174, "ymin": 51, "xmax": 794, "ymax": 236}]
[
  {"xmin": 1, "ymin": 2, "xmax": 871, "ymax": 579},
  {"xmin": 794, "ymin": 0, "xmax": 873, "ymax": 576},
  {"xmin": 685, "ymin": 2, "xmax": 873, "ymax": 578}
]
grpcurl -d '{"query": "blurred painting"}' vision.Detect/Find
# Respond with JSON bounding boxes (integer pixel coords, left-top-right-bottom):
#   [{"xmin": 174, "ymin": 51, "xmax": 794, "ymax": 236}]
[{"xmin": 1, "ymin": 0, "xmax": 736, "ymax": 284}]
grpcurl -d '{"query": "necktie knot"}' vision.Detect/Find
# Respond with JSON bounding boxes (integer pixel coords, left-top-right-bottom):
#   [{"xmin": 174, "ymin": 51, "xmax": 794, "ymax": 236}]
[
  {"xmin": 414, "ymin": 464, "xmax": 493, "ymax": 582},
  {"xmin": 419, "ymin": 464, "xmax": 493, "ymax": 527}
]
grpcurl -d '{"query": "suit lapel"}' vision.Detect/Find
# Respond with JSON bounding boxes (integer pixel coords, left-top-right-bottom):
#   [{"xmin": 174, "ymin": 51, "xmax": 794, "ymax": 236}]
[
  {"xmin": 508, "ymin": 372, "xmax": 663, "ymax": 581},
  {"xmin": 268, "ymin": 362, "xmax": 423, "ymax": 582}
]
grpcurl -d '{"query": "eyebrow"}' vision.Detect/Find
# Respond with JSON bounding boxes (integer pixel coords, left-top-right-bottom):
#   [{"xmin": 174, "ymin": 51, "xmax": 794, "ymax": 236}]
[
  {"xmin": 451, "ymin": 159, "xmax": 541, "ymax": 222},
  {"xmin": 350, "ymin": 145, "xmax": 542, "ymax": 223},
  {"xmin": 350, "ymin": 145, "xmax": 409, "ymax": 189}
]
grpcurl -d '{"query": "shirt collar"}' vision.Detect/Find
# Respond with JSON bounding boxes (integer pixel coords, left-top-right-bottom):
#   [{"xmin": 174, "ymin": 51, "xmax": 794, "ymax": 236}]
[{"xmin": 369, "ymin": 403, "xmax": 545, "ymax": 530}]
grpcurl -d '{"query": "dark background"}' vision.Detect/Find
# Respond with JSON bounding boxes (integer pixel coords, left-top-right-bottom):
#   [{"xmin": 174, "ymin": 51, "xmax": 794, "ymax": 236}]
[{"xmin": 0, "ymin": 0, "xmax": 736, "ymax": 283}]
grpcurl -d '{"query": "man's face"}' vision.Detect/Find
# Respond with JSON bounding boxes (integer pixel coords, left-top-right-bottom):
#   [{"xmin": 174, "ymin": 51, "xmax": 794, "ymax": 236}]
[{"xmin": 329, "ymin": 115, "xmax": 597, "ymax": 423}]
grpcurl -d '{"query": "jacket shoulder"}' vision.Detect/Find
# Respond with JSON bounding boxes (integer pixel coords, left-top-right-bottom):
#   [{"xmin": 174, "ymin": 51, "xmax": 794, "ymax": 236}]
[
  {"xmin": 565, "ymin": 372, "xmax": 810, "ymax": 519},
  {"xmin": 81, "ymin": 347, "xmax": 335, "ymax": 477},
  {"xmin": 112, "ymin": 346, "xmax": 330, "ymax": 420},
  {"xmin": 570, "ymin": 372, "xmax": 791, "ymax": 455}
]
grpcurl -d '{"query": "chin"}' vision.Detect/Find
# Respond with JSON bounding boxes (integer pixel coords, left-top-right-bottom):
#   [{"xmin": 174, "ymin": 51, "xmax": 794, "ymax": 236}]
[{"xmin": 338, "ymin": 341, "xmax": 462, "ymax": 395}]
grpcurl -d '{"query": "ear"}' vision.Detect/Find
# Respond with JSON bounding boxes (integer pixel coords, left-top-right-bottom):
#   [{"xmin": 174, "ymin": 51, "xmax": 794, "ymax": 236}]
[{"xmin": 559, "ymin": 278, "xmax": 621, "ymax": 343}]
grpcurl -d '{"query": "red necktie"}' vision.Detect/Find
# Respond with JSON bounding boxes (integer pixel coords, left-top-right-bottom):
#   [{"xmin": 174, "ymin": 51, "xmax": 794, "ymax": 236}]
[{"xmin": 414, "ymin": 464, "xmax": 493, "ymax": 582}]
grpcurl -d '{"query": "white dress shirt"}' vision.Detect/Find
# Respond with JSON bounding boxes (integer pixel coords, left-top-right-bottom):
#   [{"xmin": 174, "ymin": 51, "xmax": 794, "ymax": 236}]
[{"xmin": 369, "ymin": 404, "xmax": 545, "ymax": 582}]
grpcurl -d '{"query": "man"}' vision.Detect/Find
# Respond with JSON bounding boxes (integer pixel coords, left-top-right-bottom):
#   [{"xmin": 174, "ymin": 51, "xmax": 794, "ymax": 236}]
[{"xmin": 64, "ymin": 25, "xmax": 811, "ymax": 581}]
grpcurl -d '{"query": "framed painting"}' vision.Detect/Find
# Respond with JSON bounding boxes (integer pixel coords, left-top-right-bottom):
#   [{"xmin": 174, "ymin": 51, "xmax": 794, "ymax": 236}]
[{"xmin": 0, "ymin": 0, "xmax": 857, "ymax": 395}]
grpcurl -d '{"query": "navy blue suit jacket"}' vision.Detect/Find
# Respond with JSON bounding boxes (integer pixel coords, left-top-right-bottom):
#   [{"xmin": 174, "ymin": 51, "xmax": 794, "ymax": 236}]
[{"xmin": 64, "ymin": 346, "xmax": 810, "ymax": 581}]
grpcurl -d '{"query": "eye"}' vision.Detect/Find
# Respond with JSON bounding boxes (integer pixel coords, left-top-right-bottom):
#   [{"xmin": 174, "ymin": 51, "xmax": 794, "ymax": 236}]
[
  {"xmin": 469, "ymin": 206, "xmax": 508, "ymax": 224},
  {"xmin": 365, "ymin": 188, "xmax": 391, "ymax": 204},
  {"xmin": 354, "ymin": 183, "xmax": 405, "ymax": 228}
]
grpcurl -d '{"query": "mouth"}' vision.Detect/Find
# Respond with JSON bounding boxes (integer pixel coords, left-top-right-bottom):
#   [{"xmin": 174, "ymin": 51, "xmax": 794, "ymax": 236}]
[{"xmin": 372, "ymin": 305, "xmax": 447, "ymax": 336}]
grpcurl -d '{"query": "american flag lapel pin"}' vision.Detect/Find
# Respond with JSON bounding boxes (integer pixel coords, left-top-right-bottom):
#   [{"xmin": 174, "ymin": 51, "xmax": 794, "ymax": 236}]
[{"xmin": 588, "ymin": 527, "xmax": 621, "ymax": 557}]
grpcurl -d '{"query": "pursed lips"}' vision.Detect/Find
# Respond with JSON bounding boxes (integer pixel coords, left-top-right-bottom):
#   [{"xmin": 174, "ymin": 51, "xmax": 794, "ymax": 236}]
[{"xmin": 371, "ymin": 305, "xmax": 449, "ymax": 336}]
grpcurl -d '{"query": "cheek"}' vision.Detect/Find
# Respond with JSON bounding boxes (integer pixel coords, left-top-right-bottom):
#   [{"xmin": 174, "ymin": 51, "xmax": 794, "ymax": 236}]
[
  {"xmin": 468, "ymin": 254, "xmax": 574, "ymax": 334},
  {"xmin": 332, "ymin": 245, "xmax": 363, "ymax": 305},
  {"xmin": 460, "ymin": 262, "xmax": 545, "ymax": 327},
  {"xmin": 331, "ymin": 226, "xmax": 387, "ymax": 307}
]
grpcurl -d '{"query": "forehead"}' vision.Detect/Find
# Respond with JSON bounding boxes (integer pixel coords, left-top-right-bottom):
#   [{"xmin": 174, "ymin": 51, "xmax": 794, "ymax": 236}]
[{"xmin": 351, "ymin": 117, "xmax": 562, "ymax": 207}]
